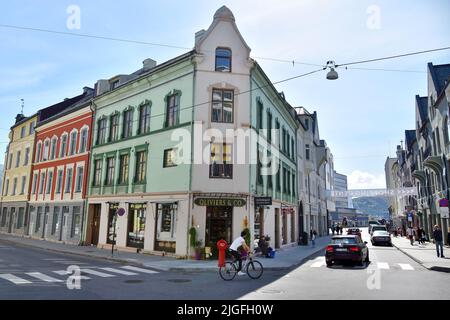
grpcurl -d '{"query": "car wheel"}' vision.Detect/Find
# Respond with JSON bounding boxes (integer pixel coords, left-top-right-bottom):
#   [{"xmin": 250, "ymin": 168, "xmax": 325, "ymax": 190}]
[{"xmin": 326, "ymin": 261, "xmax": 333, "ymax": 267}]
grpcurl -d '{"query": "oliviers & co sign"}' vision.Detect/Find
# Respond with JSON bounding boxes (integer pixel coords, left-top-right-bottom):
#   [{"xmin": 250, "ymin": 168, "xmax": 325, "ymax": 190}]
[{"xmin": 194, "ymin": 198, "xmax": 246, "ymax": 207}]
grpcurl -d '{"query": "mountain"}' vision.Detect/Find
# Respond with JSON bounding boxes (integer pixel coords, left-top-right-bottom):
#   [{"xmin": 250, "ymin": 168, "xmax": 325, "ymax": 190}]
[{"xmin": 352, "ymin": 196, "xmax": 390, "ymax": 220}]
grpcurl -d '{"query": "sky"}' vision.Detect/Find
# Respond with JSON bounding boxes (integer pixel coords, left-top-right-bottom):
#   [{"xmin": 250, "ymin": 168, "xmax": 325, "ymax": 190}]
[{"xmin": 1, "ymin": 0, "xmax": 449, "ymax": 189}]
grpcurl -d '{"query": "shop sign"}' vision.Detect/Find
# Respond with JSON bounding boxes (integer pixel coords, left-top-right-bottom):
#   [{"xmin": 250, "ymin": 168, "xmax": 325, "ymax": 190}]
[
  {"xmin": 254, "ymin": 196, "xmax": 272, "ymax": 207},
  {"xmin": 194, "ymin": 198, "xmax": 246, "ymax": 207}
]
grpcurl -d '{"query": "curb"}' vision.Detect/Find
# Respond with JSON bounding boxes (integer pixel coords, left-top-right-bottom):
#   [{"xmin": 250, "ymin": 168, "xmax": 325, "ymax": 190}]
[
  {"xmin": 1, "ymin": 234, "xmax": 328, "ymax": 272},
  {"xmin": 392, "ymin": 241, "xmax": 450, "ymax": 273}
]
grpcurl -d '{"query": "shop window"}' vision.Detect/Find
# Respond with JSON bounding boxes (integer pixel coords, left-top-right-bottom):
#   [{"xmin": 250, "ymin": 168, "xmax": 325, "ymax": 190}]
[
  {"xmin": 155, "ymin": 203, "xmax": 177, "ymax": 253},
  {"xmin": 71, "ymin": 206, "xmax": 81, "ymax": 237},
  {"xmin": 107, "ymin": 203, "xmax": 119, "ymax": 245},
  {"xmin": 127, "ymin": 203, "xmax": 146, "ymax": 249}
]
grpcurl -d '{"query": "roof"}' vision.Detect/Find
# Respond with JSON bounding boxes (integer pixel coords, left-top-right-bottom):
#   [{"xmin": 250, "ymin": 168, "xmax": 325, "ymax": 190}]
[
  {"xmin": 428, "ymin": 62, "xmax": 450, "ymax": 96},
  {"xmin": 405, "ymin": 129, "xmax": 416, "ymax": 148},
  {"xmin": 416, "ymin": 95, "xmax": 428, "ymax": 123}
]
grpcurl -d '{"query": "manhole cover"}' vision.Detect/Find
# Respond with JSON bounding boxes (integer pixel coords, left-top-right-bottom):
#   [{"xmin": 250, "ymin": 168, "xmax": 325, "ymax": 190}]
[
  {"xmin": 124, "ymin": 279, "xmax": 144, "ymax": 284},
  {"xmin": 167, "ymin": 279, "xmax": 191, "ymax": 283},
  {"xmin": 258, "ymin": 289, "xmax": 283, "ymax": 294}
]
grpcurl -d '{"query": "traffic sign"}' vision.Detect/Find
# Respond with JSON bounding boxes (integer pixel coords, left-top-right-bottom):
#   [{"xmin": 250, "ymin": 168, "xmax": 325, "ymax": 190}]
[{"xmin": 117, "ymin": 208, "xmax": 125, "ymax": 216}]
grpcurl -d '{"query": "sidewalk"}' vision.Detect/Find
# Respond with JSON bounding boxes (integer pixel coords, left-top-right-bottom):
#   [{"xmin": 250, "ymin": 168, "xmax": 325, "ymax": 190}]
[
  {"xmin": 391, "ymin": 235, "xmax": 450, "ymax": 272},
  {"xmin": 0, "ymin": 233, "xmax": 331, "ymax": 272}
]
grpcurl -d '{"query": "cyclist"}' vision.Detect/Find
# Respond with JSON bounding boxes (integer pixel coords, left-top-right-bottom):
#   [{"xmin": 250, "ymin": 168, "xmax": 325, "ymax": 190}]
[{"xmin": 229, "ymin": 230, "xmax": 250, "ymax": 276}]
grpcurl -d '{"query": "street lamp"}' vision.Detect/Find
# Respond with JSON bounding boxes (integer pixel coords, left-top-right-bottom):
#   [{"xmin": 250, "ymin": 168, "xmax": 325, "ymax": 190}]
[{"xmin": 326, "ymin": 61, "xmax": 338, "ymax": 80}]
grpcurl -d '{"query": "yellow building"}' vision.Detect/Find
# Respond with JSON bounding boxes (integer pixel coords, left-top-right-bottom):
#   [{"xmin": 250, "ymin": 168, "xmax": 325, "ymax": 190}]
[{"xmin": 0, "ymin": 113, "xmax": 37, "ymax": 235}]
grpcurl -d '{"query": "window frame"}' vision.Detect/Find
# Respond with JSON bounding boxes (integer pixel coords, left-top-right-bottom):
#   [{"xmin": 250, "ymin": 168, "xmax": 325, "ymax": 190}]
[
  {"xmin": 215, "ymin": 47, "xmax": 232, "ymax": 72},
  {"xmin": 163, "ymin": 148, "xmax": 178, "ymax": 168},
  {"xmin": 118, "ymin": 154, "xmax": 130, "ymax": 185},
  {"xmin": 93, "ymin": 159, "xmax": 102, "ymax": 187},
  {"xmin": 105, "ymin": 157, "xmax": 116, "ymax": 186},
  {"xmin": 109, "ymin": 114, "xmax": 119, "ymax": 142},
  {"xmin": 211, "ymin": 89, "xmax": 234, "ymax": 123},
  {"xmin": 97, "ymin": 118, "xmax": 107, "ymax": 145},
  {"xmin": 209, "ymin": 143, "xmax": 233, "ymax": 179},
  {"xmin": 134, "ymin": 151, "xmax": 147, "ymax": 184},
  {"xmin": 165, "ymin": 94, "xmax": 180, "ymax": 128},
  {"xmin": 60, "ymin": 134, "xmax": 68, "ymax": 158},
  {"xmin": 139, "ymin": 104, "xmax": 151, "ymax": 135},
  {"xmin": 122, "ymin": 109, "xmax": 134, "ymax": 139}
]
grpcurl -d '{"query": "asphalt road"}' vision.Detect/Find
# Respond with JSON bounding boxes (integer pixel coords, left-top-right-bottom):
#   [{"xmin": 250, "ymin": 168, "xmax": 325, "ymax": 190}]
[
  {"xmin": 1, "ymin": 228, "xmax": 449, "ymax": 300},
  {"xmin": 240, "ymin": 228, "xmax": 450, "ymax": 300}
]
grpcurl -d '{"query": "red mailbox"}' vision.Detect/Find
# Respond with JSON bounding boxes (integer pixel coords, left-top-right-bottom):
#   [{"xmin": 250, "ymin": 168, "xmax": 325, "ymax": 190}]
[{"xmin": 217, "ymin": 239, "xmax": 228, "ymax": 267}]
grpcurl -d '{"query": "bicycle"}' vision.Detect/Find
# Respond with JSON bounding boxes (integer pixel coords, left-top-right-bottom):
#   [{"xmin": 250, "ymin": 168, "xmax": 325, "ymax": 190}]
[{"xmin": 218, "ymin": 250, "xmax": 264, "ymax": 281}]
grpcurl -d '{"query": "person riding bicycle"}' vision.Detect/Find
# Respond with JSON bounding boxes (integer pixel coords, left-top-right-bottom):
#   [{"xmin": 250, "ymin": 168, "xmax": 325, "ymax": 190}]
[{"xmin": 229, "ymin": 230, "xmax": 250, "ymax": 276}]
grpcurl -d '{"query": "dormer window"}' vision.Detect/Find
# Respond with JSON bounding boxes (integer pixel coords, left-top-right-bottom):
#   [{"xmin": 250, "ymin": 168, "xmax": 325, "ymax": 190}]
[
  {"xmin": 110, "ymin": 80, "xmax": 120, "ymax": 90},
  {"xmin": 215, "ymin": 48, "xmax": 231, "ymax": 72}
]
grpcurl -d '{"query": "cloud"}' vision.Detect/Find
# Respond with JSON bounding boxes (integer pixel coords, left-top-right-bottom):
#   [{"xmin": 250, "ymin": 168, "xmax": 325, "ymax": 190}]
[{"xmin": 347, "ymin": 170, "xmax": 385, "ymax": 190}]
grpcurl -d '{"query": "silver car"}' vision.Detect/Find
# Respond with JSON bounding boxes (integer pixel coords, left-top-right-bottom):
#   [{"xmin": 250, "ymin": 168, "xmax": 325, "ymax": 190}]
[{"xmin": 371, "ymin": 230, "xmax": 392, "ymax": 246}]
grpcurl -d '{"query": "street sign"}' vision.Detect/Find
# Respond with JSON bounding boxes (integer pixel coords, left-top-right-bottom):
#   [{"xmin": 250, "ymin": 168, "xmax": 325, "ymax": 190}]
[
  {"xmin": 407, "ymin": 212, "xmax": 413, "ymax": 222},
  {"xmin": 254, "ymin": 196, "xmax": 272, "ymax": 207},
  {"xmin": 117, "ymin": 208, "xmax": 125, "ymax": 216}
]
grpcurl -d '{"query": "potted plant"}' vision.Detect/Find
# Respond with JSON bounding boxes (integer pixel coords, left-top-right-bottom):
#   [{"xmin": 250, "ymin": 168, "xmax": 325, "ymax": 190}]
[{"xmin": 194, "ymin": 240, "xmax": 203, "ymax": 260}]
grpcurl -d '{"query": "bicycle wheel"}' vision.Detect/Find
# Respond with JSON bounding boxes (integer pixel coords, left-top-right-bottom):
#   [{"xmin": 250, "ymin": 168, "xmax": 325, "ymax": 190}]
[
  {"xmin": 219, "ymin": 262, "xmax": 237, "ymax": 281},
  {"xmin": 246, "ymin": 260, "xmax": 263, "ymax": 279}
]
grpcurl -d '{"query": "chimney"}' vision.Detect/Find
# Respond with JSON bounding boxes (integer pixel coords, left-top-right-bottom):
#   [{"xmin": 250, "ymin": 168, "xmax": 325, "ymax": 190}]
[
  {"xmin": 15, "ymin": 113, "xmax": 25, "ymax": 124},
  {"xmin": 195, "ymin": 29, "xmax": 206, "ymax": 45},
  {"xmin": 142, "ymin": 58, "xmax": 157, "ymax": 70}
]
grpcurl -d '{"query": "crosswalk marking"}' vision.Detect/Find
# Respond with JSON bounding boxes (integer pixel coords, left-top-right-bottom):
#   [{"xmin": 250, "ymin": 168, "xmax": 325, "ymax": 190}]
[
  {"xmin": 26, "ymin": 272, "xmax": 63, "ymax": 283},
  {"xmin": 311, "ymin": 260, "xmax": 326, "ymax": 268},
  {"xmin": 53, "ymin": 270, "xmax": 91, "ymax": 280},
  {"xmin": 0, "ymin": 274, "xmax": 32, "ymax": 284},
  {"xmin": 377, "ymin": 262, "xmax": 390, "ymax": 269},
  {"xmin": 398, "ymin": 263, "xmax": 414, "ymax": 270},
  {"xmin": 121, "ymin": 266, "xmax": 159, "ymax": 274},
  {"xmin": 80, "ymin": 268, "xmax": 115, "ymax": 277},
  {"xmin": 100, "ymin": 267, "xmax": 138, "ymax": 276}
]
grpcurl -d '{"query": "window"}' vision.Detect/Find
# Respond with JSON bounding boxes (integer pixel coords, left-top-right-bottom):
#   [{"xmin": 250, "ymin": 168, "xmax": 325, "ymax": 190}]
[
  {"xmin": 267, "ymin": 151, "xmax": 273, "ymax": 189},
  {"xmin": 20, "ymin": 126, "xmax": 26, "ymax": 138},
  {"xmin": 105, "ymin": 157, "xmax": 115, "ymax": 185},
  {"xmin": 60, "ymin": 135, "xmax": 68, "ymax": 158},
  {"xmin": 215, "ymin": 48, "xmax": 231, "ymax": 72},
  {"xmin": 31, "ymin": 173, "xmax": 38, "ymax": 194},
  {"xmin": 291, "ymin": 138, "xmax": 295, "ymax": 160},
  {"xmin": 257, "ymin": 149, "xmax": 263, "ymax": 185},
  {"xmin": 71, "ymin": 206, "xmax": 81, "ymax": 237},
  {"xmin": 17, "ymin": 208, "xmax": 24, "ymax": 229},
  {"xmin": 306, "ymin": 144, "xmax": 310, "ymax": 160},
  {"xmin": 69, "ymin": 131, "xmax": 78, "ymax": 156},
  {"xmin": 292, "ymin": 173, "xmax": 296, "ymax": 196},
  {"xmin": 35, "ymin": 207, "xmax": 43, "ymax": 232},
  {"xmin": 46, "ymin": 171, "xmax": 53, "ymax": 194},
  {"xmin": 257, "ymin": 100, "xmax": 263, "ymax": 130},
  {"xmin": 163, "ymin": 149, "xmax": 177, "ymax": 168},
  {"xmin": 24, "ymin": 147, "xmax": 30, "ymax": 166},
  {"xmin": 56, "ymin": 170, "xmax": 63, "ymax": 194},
  {"xmin": 29, "ymin": 121, "xmax": 35, "ymax": 135},
  {"xmin": 267, "ymin": 112, "xmax": 272, "ymax": 142},
  {"xmin": 119, "ymin": 154, "xmax": 129, "ymax": 184},
  {"xmin": 75, "ymin": 167, "xmax": 84, "ymax": 192},
  {"xmin": 50, "ymin": 138, "xmax": 57, "ymax": 160},
  {"xmin": 97, "ymin": 118, "xmax": 107, "ymax": 144},
  {"xmin": 135, "ymin": 151, "xmax": 147, "ymax": 183},
  {"xmin": 210, "ymin": 143, "xmax": 232, "ymax": 178},
  {"xmin": 20, "ymin": 176, "xmax": 26, "ymax": 195},
  {"xmin": 212, "ymin": 89, "xmax": 233, "ymax": 123},
  {"xmin": 165, "ymin": 94, "xmax": 180, "ymax": 127},
  {"xmin": 12, "ymin": 177, "xmax": 17, "ymax": 195},
  {"xmin": 65, "ymin": 168, "xmax": 73, "ymax": 193},
  {"xmin": 79, "ymin": 128, "xmax": 88, "ymax": 153},
  {"xmin": 275, "ymin": 120, "xmax": 280, "ymax": 148},
  {"xmin": 276, "ymin": 164, "xmax": 281, "ymax": 191},
  {"xmin": 139, "ymin": 104, "xmax": 151, "ymax": 134},
  {"xmin": 282, "ymin": 129, "xmax": 286, "ymax": 153},
  {"xmin": 43, "ymin": 140, "xmax": 49, "ymax": 161},
  {"xmin": 109, "ymin": 114, "xmax": 119, "ymax": 142},
  {"xmin": 16, "ymin": 150, "xmax": 21, "ymax": 167},
  {"xmin": 283, "ymin": 168, "xmax": 287, "ymax": 193},
  {"xmin": 123, "ymin": 109, "xmax": 133, "ymax": 138},
  {"xmin": 110, "ymin": 80, "xmax": 120, "ymax": 90},
  {"xmin": 51, "ymin": 207, "xmax": 60, "ymax": 235},
  {"xmin": 1, "ymin": 208, "xmax": 7, "ymax": 227},
  {"xmin": 39, "ymin": 172, "xmax": 45, "ymax": 194},
  {"xmin": 93, "ymin": 160, "xmax": 102, "ymax": 186},
  {"xmin": 8, "ymin": 153, "xmax": 13, "ymax": 169}
]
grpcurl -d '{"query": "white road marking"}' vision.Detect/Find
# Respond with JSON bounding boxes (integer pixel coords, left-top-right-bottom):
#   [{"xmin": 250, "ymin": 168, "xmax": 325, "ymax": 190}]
[
  {"xmin": 120, "ymin": 266, "xmax": 159, "ymax": 274},
  {"xmin": 0, "ymin": 274, "xmax": 32, "ymax": 284},
  {"xmin": 377, "ymin": 262, "xmax": 390, "ymax": 269},
  {"xmin": 53, "ymin": 270, "xmax": 91, "ymax": 280},
  {"xmin": 100, "ymin": 267, "xmax": 138, "ymax": 276},
  {"xmin": 80, "ymin": 269, "xmax": 115, "ymax": 277},
  {"xmin": 311, "ymin": 260, "xmax": 326, "ymax": 268},
  {"xmin": 398, "ymin": 263, "xmax": 414, "ymax": 270},
  {"xmin": 26, "ymin": 272, "xmax": 63, "ymax": 283}
]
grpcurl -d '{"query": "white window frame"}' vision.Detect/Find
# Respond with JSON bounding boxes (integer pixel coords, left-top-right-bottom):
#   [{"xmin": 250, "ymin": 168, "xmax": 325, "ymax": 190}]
[
  {"xmin": 50, "ymin": 136, "xmax": 58, "ymax": 160},
  {"xmin": 69, "ymin": 129, "xmax": 78, "ymax": 156},
  {"xmin": 35, "ymin": 141, "xmax": 42, "ymax": 162},
  {"xmin": 78, "ymin": 126, "xmax": 89, "ymax": 153},
  {"xmin": 60, "ymin": 133, "xmax": 68, "ymax": 158}
]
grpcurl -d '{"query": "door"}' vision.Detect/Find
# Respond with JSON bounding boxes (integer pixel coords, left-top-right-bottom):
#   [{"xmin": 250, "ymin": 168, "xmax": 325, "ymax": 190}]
[
  {"xmin": 91, "ymin": 205, "xmax": 101, "ymax": 246},
  {"xmin": 8, "ymin": 208, "xmax": 15, "ymax": 233},
  {"xmin": 275, "ymin": 208, "xmax": 280, "ymax": 248},
  {"xmin": 205, "ymin": 206, "xmax": 233, "ymax": 257},
  {"xmin": 282, "ymin": 210, "xmax": 288, "ymax": 245}
]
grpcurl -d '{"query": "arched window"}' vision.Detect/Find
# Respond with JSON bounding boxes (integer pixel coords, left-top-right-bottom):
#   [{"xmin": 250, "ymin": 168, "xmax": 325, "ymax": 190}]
[
  {"xmin": 215, "ymin": 48, "xmax": 231, "ymax": 72},
  {"xmin": 35, "ymin": 141, "xmax": 42, "ymax": 162}
]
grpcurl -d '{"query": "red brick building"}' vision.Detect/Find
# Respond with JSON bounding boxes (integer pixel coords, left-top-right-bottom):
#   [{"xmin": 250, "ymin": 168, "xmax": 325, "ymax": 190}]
[{"xmin": 29, "ymin": 88, "xmax": 93, "ymax": 244}]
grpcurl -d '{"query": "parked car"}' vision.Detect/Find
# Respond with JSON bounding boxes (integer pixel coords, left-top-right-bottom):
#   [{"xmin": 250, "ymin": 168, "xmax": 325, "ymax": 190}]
[
  {"xmin": 371, "ymin": 230, "xmax": 392, "ymax": 246},
  {"xmin": 346, "ymin": 227, "xmax": 362, "ymax": 238},
  {"xmin": 325, "ymin": 235, "xmax": 370, "ymax": 267},
  {"xmin": 368, "ymin": 221, "xmax": 380, "ymax": 233},
  {"xmin": 370, "ymin": 225, "xmax": 387, "ymax": 235}
]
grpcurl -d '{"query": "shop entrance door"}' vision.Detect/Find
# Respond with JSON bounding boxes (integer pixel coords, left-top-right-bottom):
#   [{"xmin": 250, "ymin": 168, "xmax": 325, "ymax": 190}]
[{"xmin": 206, "ymin": 206, "xmax": 233, "ymax": 257}]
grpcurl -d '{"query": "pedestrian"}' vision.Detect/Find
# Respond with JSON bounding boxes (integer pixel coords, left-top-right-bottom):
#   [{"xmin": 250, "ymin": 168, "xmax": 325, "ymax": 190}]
[
  {"xmin": 406, "ymin": 226, "xmax": 414, "ymax": 246},
  {"xmin": 432, "ymin": 225, "xmax": 445, "ymax": 258},
  {"xmin": 417, "ymin": 227, "xmax": 423, "ymax": 245},
  {"xmin": 331, "ymin": 224, "xmax": 335, "ymax": 235},
  {"xmin": 311, "ymin": 230, "xmax": 317, "ymax": 247}
]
